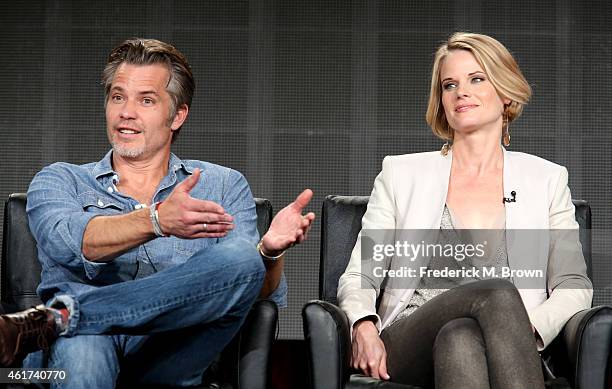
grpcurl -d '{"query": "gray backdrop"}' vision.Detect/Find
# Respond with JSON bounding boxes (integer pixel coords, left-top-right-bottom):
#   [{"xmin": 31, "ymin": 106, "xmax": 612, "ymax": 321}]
[{"xmin": 1, "ymin": 0, "xmax": 611, "ymax": 339}]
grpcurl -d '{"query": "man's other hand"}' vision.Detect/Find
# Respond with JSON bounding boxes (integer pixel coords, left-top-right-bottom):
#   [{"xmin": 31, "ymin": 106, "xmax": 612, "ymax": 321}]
[{"xmin": 259, "ymin": 189, "xmax": 315, "ymax": 256}]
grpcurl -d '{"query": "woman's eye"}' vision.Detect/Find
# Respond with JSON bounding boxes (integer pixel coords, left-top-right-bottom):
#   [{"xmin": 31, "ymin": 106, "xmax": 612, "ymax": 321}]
[
  {"xmin": 443, "ymin": 83, "xmax": 456, "ymax": 91},
  {"xmin": 472, "ymin": 76, "xmax": 485, "ymax": 83}
]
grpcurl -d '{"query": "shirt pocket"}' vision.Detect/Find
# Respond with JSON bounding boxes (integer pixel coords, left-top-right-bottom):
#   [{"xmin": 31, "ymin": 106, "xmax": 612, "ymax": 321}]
[{"xmin": 78, "ymin": 192, "xmax": 124, "ymax": 215}]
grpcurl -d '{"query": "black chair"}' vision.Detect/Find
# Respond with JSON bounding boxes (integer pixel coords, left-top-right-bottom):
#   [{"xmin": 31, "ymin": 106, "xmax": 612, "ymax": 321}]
[
  {"xmin": 1, "ymin": 193, "xmax": 277, "ymax": 389},
  {"xmin": 303, "ymin": 195, "xmax": 612, "ymax": 389}
]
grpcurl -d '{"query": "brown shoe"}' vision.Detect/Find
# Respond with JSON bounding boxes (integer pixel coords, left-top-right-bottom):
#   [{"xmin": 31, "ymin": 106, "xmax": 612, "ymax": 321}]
[{"xmin": 0, "ymin": 305, "xmax": 58, "ymax": 366}]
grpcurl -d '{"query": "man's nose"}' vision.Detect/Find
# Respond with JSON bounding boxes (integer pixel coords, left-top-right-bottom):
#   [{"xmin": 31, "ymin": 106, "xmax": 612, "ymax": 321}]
[{"xmin": 119, "ymin": 99, "xmax": 138, "ymax": 119}]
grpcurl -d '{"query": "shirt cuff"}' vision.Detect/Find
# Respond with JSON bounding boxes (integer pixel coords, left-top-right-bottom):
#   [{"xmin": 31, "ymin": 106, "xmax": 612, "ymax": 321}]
[
  {"xmin": 81, "ymin": 253, "xmax": 114, "ymax": 280},
  {"xmin": 57, "ymin": 212, "xmax": 99, "ymax": 262}
]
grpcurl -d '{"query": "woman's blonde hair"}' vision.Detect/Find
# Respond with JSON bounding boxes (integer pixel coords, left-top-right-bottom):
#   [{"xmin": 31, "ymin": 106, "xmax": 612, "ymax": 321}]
[{"xmin": 425, "ymin": 32, "xmax": 532, "ymax": 143}]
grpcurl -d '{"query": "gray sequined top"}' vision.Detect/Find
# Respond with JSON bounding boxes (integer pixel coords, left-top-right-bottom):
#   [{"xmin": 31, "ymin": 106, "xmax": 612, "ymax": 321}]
[{"xmin": 392, "ymin": 205, "xmax": 510, "ymax": 324}]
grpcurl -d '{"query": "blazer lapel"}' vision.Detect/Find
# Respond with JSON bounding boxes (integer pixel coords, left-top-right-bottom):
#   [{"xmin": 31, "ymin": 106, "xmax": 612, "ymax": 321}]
[
  {"xmin": 503, "ymin": 149, "xmax": 548, "ymax": 308},
  {"xmin": 384, "ymin": 151, "xmax": 452, "ymax": 327}
]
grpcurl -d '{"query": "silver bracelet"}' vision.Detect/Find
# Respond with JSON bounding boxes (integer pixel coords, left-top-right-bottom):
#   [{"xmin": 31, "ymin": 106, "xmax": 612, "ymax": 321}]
[{"xmin": 149, "ymin": 202, "xmax": 166, "ymax": 237}]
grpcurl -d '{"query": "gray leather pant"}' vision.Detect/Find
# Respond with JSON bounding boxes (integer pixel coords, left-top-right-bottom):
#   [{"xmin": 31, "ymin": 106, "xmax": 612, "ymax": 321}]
[{"xmin": 380, "ymin": 279, "xmax": 545, "ymax": 389}]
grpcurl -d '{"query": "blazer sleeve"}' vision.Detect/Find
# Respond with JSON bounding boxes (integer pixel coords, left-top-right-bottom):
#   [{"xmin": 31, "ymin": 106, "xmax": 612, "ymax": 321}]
[
  {"xmin": 527, "ymin": 166, "xmax": 593, "ymax": 350},
  {"xmin": 337, "ymin": 156, "xmax": 397, "ymax": 335}
]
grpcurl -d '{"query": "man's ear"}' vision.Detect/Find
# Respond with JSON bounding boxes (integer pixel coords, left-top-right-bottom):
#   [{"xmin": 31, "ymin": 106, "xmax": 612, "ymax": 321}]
[{"xmin": 171, "ymin": 104, "xmax": 189, "ymax": 131}]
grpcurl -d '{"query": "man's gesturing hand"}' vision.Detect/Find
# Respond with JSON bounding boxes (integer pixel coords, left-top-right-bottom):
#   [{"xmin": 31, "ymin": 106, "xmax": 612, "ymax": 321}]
[
  {"xmin": 157, "ymin": 168, "xmax": 234, "ymax": 238},
  {"xmin": 259, "ymin": 189, "xmax": 315, "ymax": 256},
  {"xmin": 352, "ymin": 319, "xmax": 391, "ymax": 380}
]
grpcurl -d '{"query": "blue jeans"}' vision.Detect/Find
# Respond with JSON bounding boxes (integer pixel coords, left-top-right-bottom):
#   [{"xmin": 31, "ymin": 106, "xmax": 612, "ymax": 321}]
[{"xmin": 26, "ymin": 238, "xmax": 265, "ymax": 388}]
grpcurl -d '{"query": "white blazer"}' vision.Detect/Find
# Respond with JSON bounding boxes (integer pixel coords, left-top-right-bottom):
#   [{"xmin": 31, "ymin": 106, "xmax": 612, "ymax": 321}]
[{"xmin": 337, "ymin": 148, "xmax": 593, "ymax": 350}]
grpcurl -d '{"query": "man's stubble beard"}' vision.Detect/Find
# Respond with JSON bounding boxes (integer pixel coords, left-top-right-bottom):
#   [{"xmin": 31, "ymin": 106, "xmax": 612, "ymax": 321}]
[{"xmin": 109, "ymin": 134, "xmax": 146, "ymax": 158}]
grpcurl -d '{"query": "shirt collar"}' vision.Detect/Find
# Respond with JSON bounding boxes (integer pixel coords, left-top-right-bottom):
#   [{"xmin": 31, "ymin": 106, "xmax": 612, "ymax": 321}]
[
  {"xmin": 92, "ymin": 150, "xmax": 116, "ymax": 180},
  {"xmin": 92, "ymin": 150, "xmax": 193, "ymax": 181},
  {"xmin": 168, "ymin": 153, "xmax": 194, "ymax": 175}
]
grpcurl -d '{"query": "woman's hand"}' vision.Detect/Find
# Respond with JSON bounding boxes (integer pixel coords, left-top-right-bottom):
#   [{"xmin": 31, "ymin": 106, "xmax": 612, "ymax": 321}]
[{"xmin": 351, "ymin": 318, "xmax": 391, "ymax": 380}]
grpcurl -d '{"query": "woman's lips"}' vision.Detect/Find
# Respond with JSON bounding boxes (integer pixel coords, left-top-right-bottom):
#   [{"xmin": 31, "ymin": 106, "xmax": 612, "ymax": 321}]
[{"xmin": 455, "ymin": 104, "xmax": 478, "ymax": 112}]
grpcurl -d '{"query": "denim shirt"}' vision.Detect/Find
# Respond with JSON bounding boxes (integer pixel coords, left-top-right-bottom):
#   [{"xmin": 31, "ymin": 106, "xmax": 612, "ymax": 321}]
[{"xmin": 26, "ymin": 151, "xmax": 287, "ymax": 307}]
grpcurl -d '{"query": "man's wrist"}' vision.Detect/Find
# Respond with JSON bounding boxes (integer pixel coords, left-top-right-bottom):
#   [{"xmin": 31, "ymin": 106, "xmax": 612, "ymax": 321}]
[
  {"xmin": 256, "ymin": 238, "xmax": 286, "ymax": 260},
  {"xmin": 149, "ymin": 201, "xmax": 167, "ymax": 237}
]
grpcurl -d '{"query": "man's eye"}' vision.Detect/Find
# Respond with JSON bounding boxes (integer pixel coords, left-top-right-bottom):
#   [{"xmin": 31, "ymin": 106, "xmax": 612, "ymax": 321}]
[
  {"xmin": 143, "ymin": 98, "xmax": 154, "ymax": 105},
  {"xmin": 111, "ymin": 95, "xmax": 123, "ymax": 102}
]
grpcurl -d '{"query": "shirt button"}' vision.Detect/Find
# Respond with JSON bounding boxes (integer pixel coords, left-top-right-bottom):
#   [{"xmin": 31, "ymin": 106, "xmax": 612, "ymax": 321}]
[
  {"xmin": 97, "ymin": 200, "xmax": 104, "ymax": 207},
  {"xmin": 107, "ymin": 187, "xmax": 114, "ymax": 193}
]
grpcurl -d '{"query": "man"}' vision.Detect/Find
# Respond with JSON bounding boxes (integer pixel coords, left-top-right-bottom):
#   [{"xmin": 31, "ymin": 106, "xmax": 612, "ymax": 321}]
[{"xmin": 0, "ymin": 38, "xmax": 314, "ymax": 387}]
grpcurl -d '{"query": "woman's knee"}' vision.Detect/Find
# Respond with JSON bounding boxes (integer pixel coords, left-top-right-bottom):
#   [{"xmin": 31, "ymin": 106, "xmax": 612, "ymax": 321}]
[
  {"xmin": 434, "ymin": 318, "xmax": 490, "ymax": 388},
  {"xmin": 471, "ymin": 279, "xmax": 523, "ymax": 308},
  {"xmin": 434, "ymin": 317, "xmax": 484, "ymax": 356}
]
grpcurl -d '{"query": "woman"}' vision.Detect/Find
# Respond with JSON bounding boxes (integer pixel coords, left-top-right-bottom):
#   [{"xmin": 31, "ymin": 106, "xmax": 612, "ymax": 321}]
[{"xmin": 337, "ymin": 32, "xmax": 592, "ymax": 388}]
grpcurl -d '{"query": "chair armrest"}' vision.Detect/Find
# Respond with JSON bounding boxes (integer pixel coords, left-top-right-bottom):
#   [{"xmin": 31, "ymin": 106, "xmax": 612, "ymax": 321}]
[
  {"xmin": 303, "ymin": 300, "xmax": 352, "ymax": 389},
  {"xmin": 348, "ymin": 375, "xmax": 422, "ymax": 389},
  {"xmin": 562, "ymin": 305, "xmax": 612, "ymax": 389},
  {"xmin": 239, "ymin": 299, "xmax": 278, "ymax": 389}
]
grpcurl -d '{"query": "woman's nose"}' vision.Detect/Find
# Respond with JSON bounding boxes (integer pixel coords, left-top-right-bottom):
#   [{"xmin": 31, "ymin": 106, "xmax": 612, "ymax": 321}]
[{"xmin": 455, "ymin": 83, "xmax": 470, "ymax": 98}]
